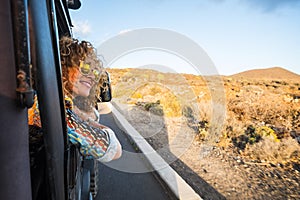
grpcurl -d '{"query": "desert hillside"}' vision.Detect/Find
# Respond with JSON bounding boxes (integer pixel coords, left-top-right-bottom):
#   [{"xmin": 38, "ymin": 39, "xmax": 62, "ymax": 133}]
[
  {"xmin": 231, "ymin": 66, "xmax": 300, "ymax": 81},
  {"xmin": 107, "ymin": 66, "xmax": 300, "ymax": 159},
  {"xmin": 106, "ymin": 66, "xmax": 300, "ymax": 199}
]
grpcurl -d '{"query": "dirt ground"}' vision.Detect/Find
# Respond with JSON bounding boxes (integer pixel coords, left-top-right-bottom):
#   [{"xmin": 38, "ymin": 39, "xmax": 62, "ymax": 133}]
[{"xmin": 110, "ymin": 100, "xmax": 300, "ymax": 200}]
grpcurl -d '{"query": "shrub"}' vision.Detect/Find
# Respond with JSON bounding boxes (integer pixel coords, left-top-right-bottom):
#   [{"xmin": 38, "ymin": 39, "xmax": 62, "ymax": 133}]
[
  {"xmin": 232, "ymin": 125, "xmax": 280, "ymax": 150},
  {"xmin": 231, "ymin": 125, "xmax": 300, "ymax": 164},
  {"xmin": 149, "ymin": 86, "xmax": 162, "ymax": 96},
  {"xmin": 131, "ymin": 92, "xmax": 143, "ymax": 99},
  {"xmin": 256, "ymin": 126, "xmax": 279, "ymax": 142},
  {"xmin": 144, "ymin": 100, "xmax": 163, "ymax": 116},
  {"xmin": 160, "ymin": 94, "xmax": 182, "ymax": 117},
  {"xmin": 244, "ymin": 137, "xmax": 300, "ymax": 164},
  {"xmin": 196, "ymin": 120, "xmax": 209, "ymax": 141}
]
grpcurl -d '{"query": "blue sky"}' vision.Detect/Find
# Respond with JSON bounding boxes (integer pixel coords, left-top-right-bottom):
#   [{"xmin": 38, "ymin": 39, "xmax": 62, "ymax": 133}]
[{"xmin": 70, "ymin": 0, "xmax": 300, "ymax": 75}]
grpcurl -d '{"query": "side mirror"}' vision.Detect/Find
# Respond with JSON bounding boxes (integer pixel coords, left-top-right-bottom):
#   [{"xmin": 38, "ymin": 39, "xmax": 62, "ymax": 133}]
[
  {"xmin": 99, "ymin": 71, "xmax": 112, "ymax": 102},
  {"xmin": 67, "ymin": 0, "xmax": 81, "ymax": 10}
]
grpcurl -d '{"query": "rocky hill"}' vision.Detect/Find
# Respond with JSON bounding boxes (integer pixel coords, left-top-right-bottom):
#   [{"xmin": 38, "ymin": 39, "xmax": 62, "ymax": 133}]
[{"xmin": 231, "ymin": 66, "xmax": 300, "ymax": 81}]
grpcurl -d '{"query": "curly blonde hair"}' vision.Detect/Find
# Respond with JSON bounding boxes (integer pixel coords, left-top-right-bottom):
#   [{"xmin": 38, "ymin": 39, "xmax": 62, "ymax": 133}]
[{"xmin": 59, "ymin": 36, "xmax": 103, "ymax": 112}]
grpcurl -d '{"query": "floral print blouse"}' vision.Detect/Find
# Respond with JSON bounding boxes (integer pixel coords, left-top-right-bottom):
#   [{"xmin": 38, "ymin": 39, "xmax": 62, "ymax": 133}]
[{"xmin": 28, "ymin": 96, "xmax": 119, "ymax": 162}]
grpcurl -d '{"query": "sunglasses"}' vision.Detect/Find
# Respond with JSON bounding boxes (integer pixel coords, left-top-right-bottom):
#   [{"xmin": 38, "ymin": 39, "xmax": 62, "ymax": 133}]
[{"xmin": 79, "ymin": 61, "xmax": 101, "ymax": 82}]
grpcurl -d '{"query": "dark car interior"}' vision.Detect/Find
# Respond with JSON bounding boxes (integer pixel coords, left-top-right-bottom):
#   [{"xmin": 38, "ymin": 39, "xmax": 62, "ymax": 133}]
[{"xmin": 0, "ymin": 0, "xmax": 103, "ymax": 199}]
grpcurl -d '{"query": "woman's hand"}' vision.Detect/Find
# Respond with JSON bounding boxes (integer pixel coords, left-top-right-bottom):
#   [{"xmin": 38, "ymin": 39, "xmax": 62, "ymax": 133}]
[{"xmin": 96, "ymin": 128, "xmax": 122, "ymax": 162}]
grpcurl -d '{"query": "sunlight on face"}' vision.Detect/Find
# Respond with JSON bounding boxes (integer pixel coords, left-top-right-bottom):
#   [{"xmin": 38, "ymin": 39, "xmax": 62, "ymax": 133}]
[{"xmin": 72, "ymin": 56, "xmax": 101, "ymax": 97}]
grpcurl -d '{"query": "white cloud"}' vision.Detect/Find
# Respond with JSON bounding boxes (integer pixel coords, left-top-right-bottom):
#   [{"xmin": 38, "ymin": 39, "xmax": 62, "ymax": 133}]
[
  {"xmin": 72, "ymin": 20, "xmax": 92, "ymax": 37},
  {"xmin": 118, "ymin": 29, "xmax": 133, "ymax": 35}
]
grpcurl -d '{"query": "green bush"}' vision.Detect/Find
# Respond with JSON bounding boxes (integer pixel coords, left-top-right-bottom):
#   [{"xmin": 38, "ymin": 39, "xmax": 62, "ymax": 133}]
[{"xmin": 232, "ymin": 125, "xmax": 279, "ymax": 150}]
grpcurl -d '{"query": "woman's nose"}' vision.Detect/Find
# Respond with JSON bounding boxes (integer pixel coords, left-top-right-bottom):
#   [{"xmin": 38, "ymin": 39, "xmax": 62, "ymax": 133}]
[{"xmin": 86, "ymin": 73, "xmax": 96, "ymax": 82}]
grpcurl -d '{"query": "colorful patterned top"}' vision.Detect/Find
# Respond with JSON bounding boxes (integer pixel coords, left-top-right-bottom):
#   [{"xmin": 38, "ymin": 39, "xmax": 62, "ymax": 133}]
[{"xmin": 28, "ymin": 96, "xmax": 119, "ymax": 162}]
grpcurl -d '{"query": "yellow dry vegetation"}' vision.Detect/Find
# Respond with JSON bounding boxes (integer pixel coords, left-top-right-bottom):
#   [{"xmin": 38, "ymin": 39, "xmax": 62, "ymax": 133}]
[{"xmin": 108, "ymin": 67, "xmax": 300, "ymax": 164}]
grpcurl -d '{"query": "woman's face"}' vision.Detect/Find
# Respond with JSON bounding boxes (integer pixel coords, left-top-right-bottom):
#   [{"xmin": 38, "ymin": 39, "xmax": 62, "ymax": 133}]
[{"xmin": 71, "ymin": 56, "xmax": 101, "ymax": 97}]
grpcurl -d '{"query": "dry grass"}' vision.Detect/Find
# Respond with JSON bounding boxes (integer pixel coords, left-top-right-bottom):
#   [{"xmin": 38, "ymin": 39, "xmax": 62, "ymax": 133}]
[
  {"xmin": 108, "ymin": 67, "xmax": 300, "ymax": 165},
  {"xmin": 243, "ymin": 137, "xmax": 299, "ymax": 164}
]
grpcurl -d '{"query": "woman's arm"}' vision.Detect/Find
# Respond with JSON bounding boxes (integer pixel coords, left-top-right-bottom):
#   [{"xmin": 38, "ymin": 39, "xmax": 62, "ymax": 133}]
[
  {"xmin": 67, "ymin": 108, "xmax": 122, "ymax": 162},
  {"xmin": 95, "ymin": 127, "xmax": 122, "ymax": 162},
  {"xmin": 84, "ymin": 115, "xmax": 122, "ymax": 161}
]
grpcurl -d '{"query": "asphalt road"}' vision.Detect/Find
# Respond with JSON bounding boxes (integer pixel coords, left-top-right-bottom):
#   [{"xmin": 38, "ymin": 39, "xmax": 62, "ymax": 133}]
[{"xmin": 95, "ymin": 107, "xmax": 176, "ymax": 200}]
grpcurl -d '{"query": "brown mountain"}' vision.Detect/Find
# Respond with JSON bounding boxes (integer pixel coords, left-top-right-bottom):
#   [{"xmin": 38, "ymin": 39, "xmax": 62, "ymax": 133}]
[{"xmin": 231, "ymin": 67, "xmax": 300, "ymax": 81}]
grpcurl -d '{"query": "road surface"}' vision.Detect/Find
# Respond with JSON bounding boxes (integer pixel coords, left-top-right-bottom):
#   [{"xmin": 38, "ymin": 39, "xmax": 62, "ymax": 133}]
[{"xmin": 95, "ymin": 103, "xmax": 176, "ymax": 200}]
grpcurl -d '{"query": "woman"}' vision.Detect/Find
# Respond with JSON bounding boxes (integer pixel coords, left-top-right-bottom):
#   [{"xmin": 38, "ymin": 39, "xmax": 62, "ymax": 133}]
[{"xmin": 28, "ymin": 36, "xmax": 122, "ymax": 162}]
